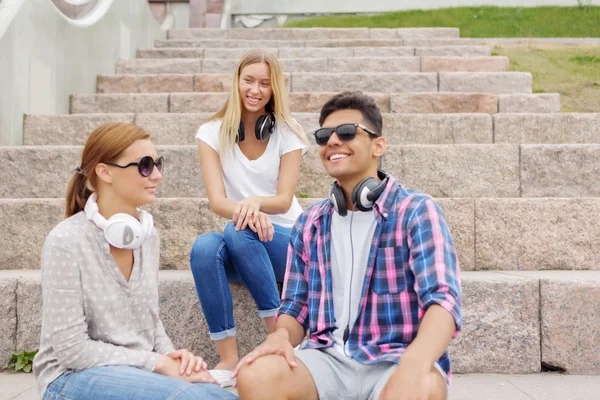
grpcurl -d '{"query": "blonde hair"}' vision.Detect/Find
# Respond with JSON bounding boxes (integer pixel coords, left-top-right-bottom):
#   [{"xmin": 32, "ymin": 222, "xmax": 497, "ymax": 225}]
[
  {"xmin": 65, "ymin": 122, "xmax": 151, "ymax": 218},
  {"xmin": 209, "ymin": 49, "xmax": 307, "ymax": 155}
]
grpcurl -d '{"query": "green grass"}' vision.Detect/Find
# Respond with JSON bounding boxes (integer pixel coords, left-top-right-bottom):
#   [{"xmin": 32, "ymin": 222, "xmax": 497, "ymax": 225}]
[
  {"xmin": 284, "ymin": 6, "xmax": 600, "ymax": 38},
  {"xmin": 495, "ymin": 44, "xmax": 600, "ymax": 112}
]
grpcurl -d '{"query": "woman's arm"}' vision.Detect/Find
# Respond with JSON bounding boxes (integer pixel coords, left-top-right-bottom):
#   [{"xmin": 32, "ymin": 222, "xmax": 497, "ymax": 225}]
[
  {"xmin": 253, "ymin": 148, "xmax": 303, "ymax": 214},
  {"xmin": 197, "ymin": 140, "xmax": 239, "ymax": 220}
]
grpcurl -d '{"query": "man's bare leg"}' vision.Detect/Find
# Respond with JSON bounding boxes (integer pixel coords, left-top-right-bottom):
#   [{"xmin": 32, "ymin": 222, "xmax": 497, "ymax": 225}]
[{"xmin": 237, "ymin": 354, "xmax": 318, "ymax": 400}]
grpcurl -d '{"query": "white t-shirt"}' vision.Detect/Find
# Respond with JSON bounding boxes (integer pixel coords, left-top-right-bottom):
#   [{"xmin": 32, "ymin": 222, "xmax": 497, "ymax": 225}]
[
  {"xmin": 196, "ymin": 118, "xmax": 308, "ymax": 228},
  {"xmin": 330, "ymin": 209, "xmax": 377, "ymax": 355}
]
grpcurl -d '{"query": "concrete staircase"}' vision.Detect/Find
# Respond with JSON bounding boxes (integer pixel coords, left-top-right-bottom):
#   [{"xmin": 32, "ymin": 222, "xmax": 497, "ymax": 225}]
[{"xmin": 1, "ymin": 28, "xmax": 599, "ymax": 384}]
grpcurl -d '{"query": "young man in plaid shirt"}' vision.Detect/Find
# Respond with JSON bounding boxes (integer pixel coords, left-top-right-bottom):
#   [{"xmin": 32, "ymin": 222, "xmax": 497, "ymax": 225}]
[{"xmin": 233, "ymin": 91, "xmax": 463, "ymax": 400}]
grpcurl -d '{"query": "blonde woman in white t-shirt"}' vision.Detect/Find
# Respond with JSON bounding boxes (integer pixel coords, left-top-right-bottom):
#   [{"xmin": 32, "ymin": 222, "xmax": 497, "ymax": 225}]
[{"xmin": 191, "ymin": 49, "xmax": 308, "ymax": 371}]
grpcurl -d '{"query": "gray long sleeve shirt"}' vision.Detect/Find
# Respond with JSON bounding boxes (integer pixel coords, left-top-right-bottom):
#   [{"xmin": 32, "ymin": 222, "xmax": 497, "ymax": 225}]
[{"xmin": 32, "ymin": 211, "xmax": 175, "ymax": 397}]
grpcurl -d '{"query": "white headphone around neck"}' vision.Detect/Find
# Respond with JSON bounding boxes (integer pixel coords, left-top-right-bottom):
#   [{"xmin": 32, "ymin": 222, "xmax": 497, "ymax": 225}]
[{"xmin": 84, "ymin": 193, "xmax": 153, "ymax": 249}]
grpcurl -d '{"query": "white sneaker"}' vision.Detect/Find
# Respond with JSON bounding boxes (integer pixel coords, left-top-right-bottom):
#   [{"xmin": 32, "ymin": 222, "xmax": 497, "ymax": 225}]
[{"xmin": 208, "ymin": 369, "xmax": 236, "ymax": 388}]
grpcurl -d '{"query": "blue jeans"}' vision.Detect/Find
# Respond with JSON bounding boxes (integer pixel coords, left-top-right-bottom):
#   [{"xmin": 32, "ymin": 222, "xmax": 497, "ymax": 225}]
[
  {"xmin": 190, "ymin": 222, "xmax": 290, "ymax": 340},
  {"xmin": 42, "ymin": 365, "xmax": 238, "ymax": 400}
]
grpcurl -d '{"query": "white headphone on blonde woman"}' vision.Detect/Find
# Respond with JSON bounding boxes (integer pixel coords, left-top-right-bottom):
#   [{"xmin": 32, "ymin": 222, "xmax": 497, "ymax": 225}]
[{"xmin": 84, "ymin": 193, "xmax": 153, "ymax": 249}]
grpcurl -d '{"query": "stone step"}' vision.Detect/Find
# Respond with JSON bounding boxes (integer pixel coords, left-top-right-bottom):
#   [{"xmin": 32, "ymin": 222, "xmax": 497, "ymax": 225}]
[
  {"xmin": 166, "ymin": 27, "xmax": 460, "ymax": 40},
  {"xmin": 136, "ymin": 45, "xmax": 492, "ymax": 59},
  {"xmin": 154, "ymin": 39, "xmax": 404, "ymax": 48},
  {"xmin": 96, "ymin": 72, "xmax": 531, "ymax": 94},
  {"xmin": 1, "ymin": 270, "xmax": 599, "ymax": 375},
  {"xmin": 2, "ymin": 197, "xmax": 600, "ymax": 272},
  {"xmin": 68, "ymin": 92, "xmax": 559, "ymax": 115},
  {"xmin": 25, "ymin": 112, "xmax": 493, "ymax": 146},
  {"xmin": 115, "ymin": 57, "xmax": 510, "ymax": 74},
  {"xmin": 8, "ymin": 143, "xmax": 600, "ymax": 199}
]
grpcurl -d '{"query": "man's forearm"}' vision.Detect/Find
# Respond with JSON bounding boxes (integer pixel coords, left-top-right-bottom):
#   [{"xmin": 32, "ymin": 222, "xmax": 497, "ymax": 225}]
[
  {"xmin": 404, "ymin": 305, "xmax": 456, "ymax": 365},
  {"xmin": 275, "ymin": 314, "xmax": 306, "ymax": 347}
]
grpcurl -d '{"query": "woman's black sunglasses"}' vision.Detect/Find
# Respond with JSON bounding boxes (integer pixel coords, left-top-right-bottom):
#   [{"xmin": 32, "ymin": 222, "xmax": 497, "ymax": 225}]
[
  {"xmin": 313, "ymin": 123, "xmax": 380, "ymax": 146},
  {"xmin": 106, "ymin": 155, "xmax": 164, "ymax": 177}
]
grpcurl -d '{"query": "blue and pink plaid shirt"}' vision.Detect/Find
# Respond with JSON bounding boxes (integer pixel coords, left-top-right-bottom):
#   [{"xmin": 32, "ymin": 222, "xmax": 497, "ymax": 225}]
[{"xmin": 278, "ymin": 174, "xmax": 462, "ymax": 383}]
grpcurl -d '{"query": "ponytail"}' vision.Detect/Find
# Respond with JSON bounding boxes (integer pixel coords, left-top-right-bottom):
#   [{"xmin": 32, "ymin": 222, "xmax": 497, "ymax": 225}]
[{"xmin": 64, "ymin": 168, "xmax": 93, "ymax": 218}]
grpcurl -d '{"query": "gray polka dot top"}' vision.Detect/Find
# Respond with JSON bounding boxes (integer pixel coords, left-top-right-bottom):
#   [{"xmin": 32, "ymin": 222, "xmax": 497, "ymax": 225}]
[{"xmin": 32, "ymin": 211, "xmax": 175, "ymax": 397}]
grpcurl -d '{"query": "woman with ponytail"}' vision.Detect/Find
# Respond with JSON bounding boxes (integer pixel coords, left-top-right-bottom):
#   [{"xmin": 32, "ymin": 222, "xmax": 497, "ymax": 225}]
[
  {"xmin": 190, "ymin": 49, "xmax": 307, "ymax": 371},
  {"xmin": 33, "ymin": 123, "xmax": 236, "ymax": 400}
]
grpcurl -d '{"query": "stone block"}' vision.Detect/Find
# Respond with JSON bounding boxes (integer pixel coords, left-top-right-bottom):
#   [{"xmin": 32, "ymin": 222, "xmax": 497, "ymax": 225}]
[
  {"xmin": 369, "ymin": 29, "xmax": 397, "ymax": 40},
  {"xmin": 475, "ymin": 198, "xmax": 600, "ymax": 270},
  {"xmin": 449, "ymin": 272, "xmax": 540, "ymax": 374},
  {"xmin": 328, "ymin": 57, "xmax": 420, "ymax": 73},
  {"xmin": 155, "ymin": 39, "xmax": 235, "ymax": 48},
  {"xmin": 357, "ymin": 47, "xmax": 415, "ymax": 57},
  {"xmin": 201, "ymin": 58, "xmax": 328, "ymax": 74},
  {"xmin": 70, "ymin": 94, "xmax": 169, "ymax": 114},
  {"xmin": 521, "ymin": 144, "xmax": 600, "ymax": 197},
  {"xmin": 291, "ymin": 73, "xmax": 437, "ymax": 93},
  {"xmin": 204, "ymin": 47, "xmax": 280, "ymax": 59},
  {"xmin": 494, "ymin": 113, "xmax": 600, "ymax": 144},
  {"xmin": 169, "ymin": 93, "xmax": 228, "ymax": 113},
  {"xmin": 23, "ymin": 114, "xmax": 135, "ymax": 146},
  {"xmin": 136, "ymin": 48, "xmax": 205, "ymax": 59},
  {"xmin": 385, "ymin": 144, "xmax": 520, "ymax": 198},
  {"xmin": 97, "ymin": 75, "xmax": 194, "ymax": 94},
  {"xmin": 420, "ymin": 56, "xmax": 510, "ymax": 72},
  {"xmin": 148, "ymin": 199, "xmax": 226, "ymax": 270},
  {"xmin": 390, "ymin": 93, "xmax": 498, "ymax": 114},
  {"xmin": 0, "ymin": 276, "xmax": 17, "ymax": 367},
  {"xmin": 16, "ymin": 275, "xmax": 42, "ymax": 352},
  {"xmin": 396, "ymin": 28, "xmax": 460, "ymax": 39},
  {"xmin": 157, "ymin": 271, "xmax": 267, "ymax": 367},
  {"xmin": 415, "ymin": 46, "xmax": 491, "ymax": 57},
  {"xmin": 439, "ymin": 72, "xmax": 532, "ymax": 94},
  {"xmin": 0, "ymin": 147, "xmax": 78, "ymax": 198},
  {"xmin": 498, "ymin": 94, "xmax": 561, "ymax": 113},
  {"xmin": 235, "ymin": 40, "xmax": 303, "ymax": 48},
  {"xmin": 435, "ymin": 199, "xmax": 475, "ymax": 271},
  {"xmin": 116, "ymin": 59, "xmax": 203, "ymax": 74},
  {"xmin": 0, "ymin": 200, "xmax": 64, "ymax": 269},
  {"xmin": 405, "ymin": 39, "xmax": 477, "ymax": 47},
  {"xmin": 538, "ymin": 271, "xmax": 600, "ymax": 373},
  {"xmin": 306, "ymin": 39, "xmax": 403, "ymax": 48},
  {"xmin": 386, "ymin": 114, "xmax": 493, "ymax": 144},
  {"xmin": 167, "ymin": 29, "xmax": 228, "ymax": 40},
  {"xmin": 135, "ymin": 113, "xmax": 211, "ymax": 145},
  {"xmin": 194, "ymin": 73, "xmax": 291, "ymax": 92},
  {"xmin": 278, "ymin": 47, "xmax": 354, "ymax": 58},
  {"xmin": 290, "ymin": 93, "xmax": 390, "ymax": 114}
]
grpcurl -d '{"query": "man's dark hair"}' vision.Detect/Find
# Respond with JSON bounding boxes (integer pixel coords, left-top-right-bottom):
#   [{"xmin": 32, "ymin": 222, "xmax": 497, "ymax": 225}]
[{"xmin": 318, "ymin": 91, "xmax": 383, "ymax": 136}]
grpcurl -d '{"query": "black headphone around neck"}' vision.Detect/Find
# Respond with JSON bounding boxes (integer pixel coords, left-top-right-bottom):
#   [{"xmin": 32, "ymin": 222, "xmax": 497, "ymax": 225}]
[
  {"xmin": 328, "ymin": 170, "xmax": 389, "ymax": 217},
  {"xmin": 236, "ymin": 112, "xmax": 276, "ymax": 143}
]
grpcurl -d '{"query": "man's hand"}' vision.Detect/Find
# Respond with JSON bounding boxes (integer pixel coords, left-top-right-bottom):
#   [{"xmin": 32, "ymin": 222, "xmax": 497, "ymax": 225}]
[
  {"xmin": 379, "ymin": 354, "xmax": 432, "ymax": 400},
  {"xmin": 231, "ymin": 328, "xmax": 297, "ymax": 378}
]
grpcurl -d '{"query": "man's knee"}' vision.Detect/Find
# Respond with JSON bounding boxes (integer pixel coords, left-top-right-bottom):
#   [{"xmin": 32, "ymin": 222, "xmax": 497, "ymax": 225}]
[{"xmin": 237, "ymin": 355, "xmax": 289, "ymax": 392}]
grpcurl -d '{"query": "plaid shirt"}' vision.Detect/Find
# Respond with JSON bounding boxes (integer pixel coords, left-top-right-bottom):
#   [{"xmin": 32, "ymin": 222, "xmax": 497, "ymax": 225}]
[{"xmin": 278, "ymin": 175, "xmax": 462, "ymax": 383}]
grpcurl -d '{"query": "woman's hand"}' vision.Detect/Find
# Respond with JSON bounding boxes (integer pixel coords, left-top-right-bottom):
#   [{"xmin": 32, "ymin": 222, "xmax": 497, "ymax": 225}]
[
  {"xmin": 248, "ymin": 212, "xmax": 274, "ymax": 242},
  {"xmin": 155, "ymin": 355, "xmax": 218, "ymax": 384},
  {"xmin": 167, "ymin": 349, "xmax": 207, "ymax": 376},
  {"xmin": 232, "ymin": 196, "xmax": 262, "ymax": 231}
]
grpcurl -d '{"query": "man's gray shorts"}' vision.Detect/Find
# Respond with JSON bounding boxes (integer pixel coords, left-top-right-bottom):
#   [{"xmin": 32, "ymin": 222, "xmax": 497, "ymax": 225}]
[{"xmin": 294, "ymin": 347, "xmax": 447, "ymax": 400}]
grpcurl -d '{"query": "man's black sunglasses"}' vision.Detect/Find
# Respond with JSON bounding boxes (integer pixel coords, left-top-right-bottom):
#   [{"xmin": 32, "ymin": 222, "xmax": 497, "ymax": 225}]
[
  {"xmin": 106, "ymin": 155, "xmax": 164, "ymax": 177},
  {"xmin": 313, "ymin": 123, "xmax": 380, "ymax": 146}
]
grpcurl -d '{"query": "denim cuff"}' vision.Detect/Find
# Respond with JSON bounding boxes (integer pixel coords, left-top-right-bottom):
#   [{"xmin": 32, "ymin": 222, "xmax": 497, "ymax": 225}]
[
  {"xmin": 209, "ymin": 327, "xmax": 237, "ymax": 341},
  {"xmin": 257, "ymin": 307, "xmax": 279, "ymax": 319}
]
